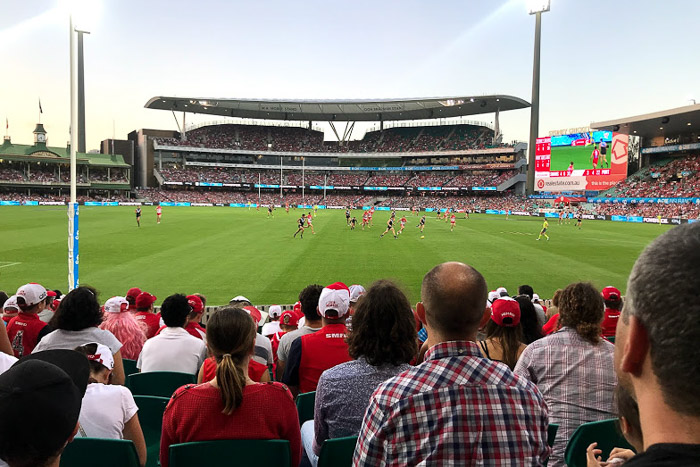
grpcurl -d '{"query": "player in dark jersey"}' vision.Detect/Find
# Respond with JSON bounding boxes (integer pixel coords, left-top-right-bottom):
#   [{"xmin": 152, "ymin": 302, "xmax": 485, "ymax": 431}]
[
  {"xmin": 293, "ymin": 216, "xmax": 305, "ymax": 238},
  {"xmin": 380, "ymin": 218, "xmax": 397, "ymax": 239},
  {"xmin": 417, "ymin": 215, "xmax": 426, "ymax": 232},
  {"xmin": 345, "ymin": 208, "xmax": 351, "ymax": 225},
  {"xmin": 135, "ymin": 207, "xmax": 141, "ymax": 227},
  {"xmin": 267, "ymin": 205, "xmax": 274, "ymax": 218},
  {"xmin": 600, "ymin": 140, "xmax": 609, "ymax": 167},
  {"xmin": 576, "ymin": 211, "xmax": 583, "ymax": 229},
  {"xmin": 350, "ymin": 216, "xmax": 357, "ymax": 230}
]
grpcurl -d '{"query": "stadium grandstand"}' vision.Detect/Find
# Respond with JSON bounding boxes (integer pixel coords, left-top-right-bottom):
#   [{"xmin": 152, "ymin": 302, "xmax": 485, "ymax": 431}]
[{"xmin": 0, "ymin": 124, "xmax": 131, "ymax": 203}]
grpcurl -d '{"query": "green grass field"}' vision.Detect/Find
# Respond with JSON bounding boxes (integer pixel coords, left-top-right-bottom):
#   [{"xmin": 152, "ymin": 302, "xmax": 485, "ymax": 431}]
[
  {"xmin": 0, "ymin": 206, "xmax": 672, "ymax": 306},
  {"xmin": 550, "ymin": 144, "xmax": 609, "ymax": 171}
]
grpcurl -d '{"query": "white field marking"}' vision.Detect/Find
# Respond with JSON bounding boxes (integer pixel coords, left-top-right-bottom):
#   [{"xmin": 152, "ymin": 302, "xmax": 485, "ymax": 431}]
[
  {"xmin": 499, "ymin": 231, "xmax": 535, "ymax": 236},
  {"xmin": 0, "ymin": 262, "xmax": 21, "ymax": 269}
]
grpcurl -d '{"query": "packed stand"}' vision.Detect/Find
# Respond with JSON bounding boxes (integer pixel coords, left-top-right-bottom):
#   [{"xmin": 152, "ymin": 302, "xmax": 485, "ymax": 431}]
[
  {"xmin": 7, "ymin": 222, "xmax": 700, "ymax": 465},
  {"xmin": 602, "ymin": 155, "xmax": 700, "ymax": 198}
]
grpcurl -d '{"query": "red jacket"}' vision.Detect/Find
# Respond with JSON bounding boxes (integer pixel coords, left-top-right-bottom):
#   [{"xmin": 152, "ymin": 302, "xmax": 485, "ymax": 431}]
[
  {"xmin": 134, "ymin": 312, "xmax": 160, "ymax": 339},
  {"xmin": 601, "ymin": 308, "xmax": 621, "ymax": 338},
  {"xmin": 298, "ymin": 323, "xmax": 351, "ymax": 393},
  {"xmin": 200, "ymin": 356, "xmax": 268, "ymax": 383}
]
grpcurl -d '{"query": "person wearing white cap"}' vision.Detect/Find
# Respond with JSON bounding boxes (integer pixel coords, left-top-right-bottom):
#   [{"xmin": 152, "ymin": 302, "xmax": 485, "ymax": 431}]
[
  {"xmin": 99, "ymin": 297, "xmax": 147, "ymax": 361},
  {"xmin": 282, "ymin": 282, "xmax": 353, "ymax": 397},
  {"xmin": 1, "ymin": 296, "xmax": 19, "ymax": 326},
  {"xmin": 74, "ymin": 343, "xmax": 147, "ymax": 466},
  {"xmin": 6, "ymin": 284, "xmax": 50, "ymax": 358},
  {"xmin": 261, "ymin": 305, "xmax": 283, "ymax": 338}
]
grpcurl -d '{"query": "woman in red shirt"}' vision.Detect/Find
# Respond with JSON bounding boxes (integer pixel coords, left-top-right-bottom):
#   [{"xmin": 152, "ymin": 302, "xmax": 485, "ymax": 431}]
[{"xmin": 160, "ymin": 307, "xmax": 300, "ymax": 467}]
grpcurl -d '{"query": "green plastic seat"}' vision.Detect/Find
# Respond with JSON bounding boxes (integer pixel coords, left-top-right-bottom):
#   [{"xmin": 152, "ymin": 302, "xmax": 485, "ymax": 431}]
[
  {"xmin": 317, "ymin": 436, "xmax": 358, "ymax": 467},
  {"xmin": 606, "ymin": 336, "xmax": 616, "ymax": 344},
  {"xmin": 60, "ymin": 438, "xmax": 140, "ymax": 467},
  {"xmin": 123, "ymin": 358, "xmax": 139, "ymax": 376},
  {"xmin": 126, "ymin": 371, "xmax": 196, "ymax": 397},
  {"xmin": 296, "ymin": 391, "xmax": 316, "ymax": 426},
  {"xmin": 564, "ymin": 419, "xmax": 634, "ymax": 467},
  {"xmin": 169, "ymin": 439, "xmax": 291, "ymax": 467},
  {"xmin": 134, "ymin": 395, "xmax": 170, "ymax": 467}
]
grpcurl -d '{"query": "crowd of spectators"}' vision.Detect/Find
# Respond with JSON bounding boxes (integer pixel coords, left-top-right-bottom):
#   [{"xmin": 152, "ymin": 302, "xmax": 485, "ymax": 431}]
[
  {"xmin": 4, "ymin": 223, "xmax": 700, "ymax": 465},
  {"xmin": 0, "ymin": 165, "xmax": 127, "ymax": 184},
  {"xmin": 603, "ymin": 155, "xmax": 700, "ymax": 198},
  {"xmin": 154, "ymin": 123, "xmax": 510, "ymax": 154}
]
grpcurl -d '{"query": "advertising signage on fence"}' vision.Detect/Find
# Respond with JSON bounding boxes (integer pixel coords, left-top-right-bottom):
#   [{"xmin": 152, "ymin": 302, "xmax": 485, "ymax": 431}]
[
  {"xmin": 363, "ymin": 186, "xmax": 388, "ymax": 191},
  {"xmin": 163, "ymin": 181, "xmax": 183, "ymax": 185},
  {"xmin": 589, "ymin": 197, "xmax": 700, "ymax": 204},
  {"xmin": 222, "ymin": 183, "xmax": 242, "ymax": 187},
  {"xmin": 417, "ymin": 187, "xmax": 442, "ymax": 191},
  {"xmin": 310, "ymin": 185, "xmax": 334, "ymax": 190},
  {"xmin": 472, "ymin": 186, "xmax": 497, "ymax": 191},
  {"xmin": 39, "ymin": 201, "xmax": 66, "ymax": 206},
  {"xmin": 197, "ymin": 182, "xmax": 223, "ymax": 187},
  {"xmin": 349, "ymin": 166, "xmax": 459, "ymax": 172},
  {"xmin": 443, "ymin": 187, "xmax": 459, "ymax": 191},
  {"xmin": 254, "ymin": 184, "xmax": 280, "ymax": 188}
]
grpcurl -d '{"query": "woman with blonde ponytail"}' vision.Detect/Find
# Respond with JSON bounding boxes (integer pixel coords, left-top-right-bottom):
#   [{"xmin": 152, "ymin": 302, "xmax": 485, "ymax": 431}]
[
  {"xmin": 514, "ymin": 282, "xmax": 617, "ymax": 467},
  {"xmin": 160, "ymin": 307, "xmax": 300, "ymax": 467}
]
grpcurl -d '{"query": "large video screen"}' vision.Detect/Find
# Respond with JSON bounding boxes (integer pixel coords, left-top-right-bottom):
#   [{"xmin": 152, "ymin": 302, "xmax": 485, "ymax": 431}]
[{"xmin": 535, "ymin": 130, "xmax": 629, "ymax": 192}]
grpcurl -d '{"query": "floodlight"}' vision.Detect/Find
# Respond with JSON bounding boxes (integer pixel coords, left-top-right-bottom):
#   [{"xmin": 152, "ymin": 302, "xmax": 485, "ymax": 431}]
[
  {"xmin": 60, "ymin": 0, "xmax": 102, "ymax": 32},
  {"xmin": 527, "ymin": 0, "xmax": 550, "ymax": 14}
]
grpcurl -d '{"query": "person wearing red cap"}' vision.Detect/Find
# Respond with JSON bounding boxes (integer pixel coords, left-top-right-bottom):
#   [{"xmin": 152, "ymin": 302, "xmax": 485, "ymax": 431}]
[
  {"xmin": 270, "ymin": 310, "xmax": 299, "ymax": 368},
  {"xmin": 179, "ymin": 295, "xmax": 207, "ymax": 341},
  {"xmin": 125, "ymin": 287, "xmax": 142, "ymax": 309},
  {"xmin": 132, "ymin": 292, "xmax": 160, "ymax": 339},
  {"xmin": 282, "ymin": 282, "xmax": 352, "ymax": 396},
  {"xmin": 7, "ymin": 284, "xmax": 51, "ymax": 358},
  {"xmin": 478, "ymin": 297, "xmax": 527, "ymax": 370},
  {"xmin": 601, "ymin": 286, "xmax": 622, "ymax": 339}
]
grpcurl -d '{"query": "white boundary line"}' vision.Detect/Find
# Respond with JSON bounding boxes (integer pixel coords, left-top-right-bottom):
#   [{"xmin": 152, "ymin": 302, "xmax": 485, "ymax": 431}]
[{"xmin": 0, "ymin": 262, "xmax": 21, "ymax": 269}]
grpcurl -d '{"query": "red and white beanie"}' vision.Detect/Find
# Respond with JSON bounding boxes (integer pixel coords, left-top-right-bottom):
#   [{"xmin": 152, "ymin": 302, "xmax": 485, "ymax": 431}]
[{"xmin": 318, "ymin": 282, "xmax": 351, "ymax": 318}]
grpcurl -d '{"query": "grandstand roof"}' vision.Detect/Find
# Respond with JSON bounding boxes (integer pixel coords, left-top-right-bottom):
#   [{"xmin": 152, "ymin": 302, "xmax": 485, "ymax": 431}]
[
  {"xmin": 144, "ymin": 95, "xmax": 530, "ymax": 122},
  {"xmin": 0, "ymin": 139, "xmax": 129, "ymax": 167},
  {"xmin": 591, "ymin": 103, "xmax": 700, "ymax": 139}
]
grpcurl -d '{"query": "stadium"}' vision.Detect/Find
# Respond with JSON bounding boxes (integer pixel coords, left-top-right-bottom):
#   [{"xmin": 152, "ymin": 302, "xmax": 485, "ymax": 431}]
[{"xmin": 2, "ymin": 1, "xmax": 700, "ymax": 466}]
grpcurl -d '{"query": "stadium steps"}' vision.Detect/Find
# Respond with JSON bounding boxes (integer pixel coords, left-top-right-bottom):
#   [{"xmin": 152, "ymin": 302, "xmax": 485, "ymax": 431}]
[
  {"xmin": 498, "ymin": 173, "xmax": 526, "ymax": 191},
  {"xmin": 514, "ymin": 159, "xmax": 528, "ymax": 170},
  {"xmin": 153, "ymin": 168, "xmax": 165, "ymax": 186}
]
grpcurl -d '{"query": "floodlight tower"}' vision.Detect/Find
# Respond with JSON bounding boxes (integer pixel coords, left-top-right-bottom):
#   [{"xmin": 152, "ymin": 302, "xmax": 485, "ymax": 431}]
[{"xmin": 526, "ymin": 0, "xmax": 550, "ymax": 195}]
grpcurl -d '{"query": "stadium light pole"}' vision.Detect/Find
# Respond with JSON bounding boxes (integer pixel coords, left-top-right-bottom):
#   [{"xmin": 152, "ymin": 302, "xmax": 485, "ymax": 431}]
[{"xmin": 526, "ymin": 0, "xmax": 550, "ymax": 195}]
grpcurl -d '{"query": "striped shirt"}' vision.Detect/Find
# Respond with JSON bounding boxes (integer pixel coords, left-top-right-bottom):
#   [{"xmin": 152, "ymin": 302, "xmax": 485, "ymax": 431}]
[
  {"xmin": 353, "ymin": 340, "xmax": 550, "ymax": 466},
  {"xmin": 514, "ymin": 327, "xmax": 617, "ymax": 467}
]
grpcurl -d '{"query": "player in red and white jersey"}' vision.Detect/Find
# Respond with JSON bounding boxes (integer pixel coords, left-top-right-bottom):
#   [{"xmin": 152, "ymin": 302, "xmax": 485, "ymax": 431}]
[
  {"xmin": 306, "ymin": 212, "xmax": 315, "ymax": 234},
  {"xmin": 368, "ymin": 208, "xmax": 374, "ymax": 226},
  {"xmin": 156, "ymin": 205, "xmax": 162, "ymax": 224},
  {"xmin": 285, "ymin": 202, "xmax": 290, "ymax": 214},
  {"xmin": 445, "ymin": 208, "xmax": 451, "ymax": 223},
  {"xmin": 567, "ymin": 161, "xmax": 574, "ymax": 176},
  {"xmin": 590, "ymin": 145, "xmax": 600, "ymax": 169},
  {"xmin": 398, "ymin": 216, "xmax": 407, "ymax": 234},
  {"xmin": 450, "ymin": 213, "xmax": 457, "ymax": 231}
]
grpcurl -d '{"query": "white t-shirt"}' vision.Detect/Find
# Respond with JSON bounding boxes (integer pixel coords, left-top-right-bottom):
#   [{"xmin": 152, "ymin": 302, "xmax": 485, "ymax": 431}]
[
  {"xmin": 137, "ymin": 327, "xmax": 207, "ymax": 375},
  {"xmin": 33, "ymin": 327, "xmax": 123, "ymax": 355},
  {"xmin": 261, "ymin": 321, "xmax": 281, "ymax": 338},
  {"xmin": 0, "ymin": 353, "xmax": 18, "ymax": 375},
  {"xmin": 79, "ymin": 383, "xmax": 138, "ymax": 439}
]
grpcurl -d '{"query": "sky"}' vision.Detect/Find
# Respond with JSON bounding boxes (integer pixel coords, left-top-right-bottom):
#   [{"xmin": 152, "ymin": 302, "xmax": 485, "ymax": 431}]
[{"xmin": 1, "ymin": 0, "xmax": 699, "ymax": 150}]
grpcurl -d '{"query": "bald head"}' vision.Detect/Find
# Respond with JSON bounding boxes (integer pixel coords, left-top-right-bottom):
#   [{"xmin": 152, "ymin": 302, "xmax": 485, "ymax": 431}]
[{"xmin": 421, "ymin": 262, "xmax": 488, "ymax": 339}]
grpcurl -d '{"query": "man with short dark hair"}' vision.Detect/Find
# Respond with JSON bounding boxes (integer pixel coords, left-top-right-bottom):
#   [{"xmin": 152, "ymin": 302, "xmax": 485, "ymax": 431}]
[
  {"xmin": 283, "ymin": 282, "xmax": 352, "ymax": 396},
  {"xmin": 0, "ymin": 350, "xmax": 90, "ymax": 467},
  {"xmin": 276, "ymin": 284, "xmax": 323, "ymax": 380},
  {"xmin": 615, "ymin": 223, "xmax": 700, "ymax": 465},
  {"xmin": 137, "ymin": 294, "xmax": 207, "ymax": 375},
  {"xmin": 519, "ymin": 284, "xmax": 545, "ymax": 326},
  {"xmin": 354, "ymin": 262, "xmax": 550, "ymax": 466}
]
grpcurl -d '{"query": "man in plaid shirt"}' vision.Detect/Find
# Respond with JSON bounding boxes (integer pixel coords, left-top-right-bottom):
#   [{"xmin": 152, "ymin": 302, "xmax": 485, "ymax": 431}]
[{"xmin": 353, "ymin": 262, "xmax": 551, "ymax": 466}]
